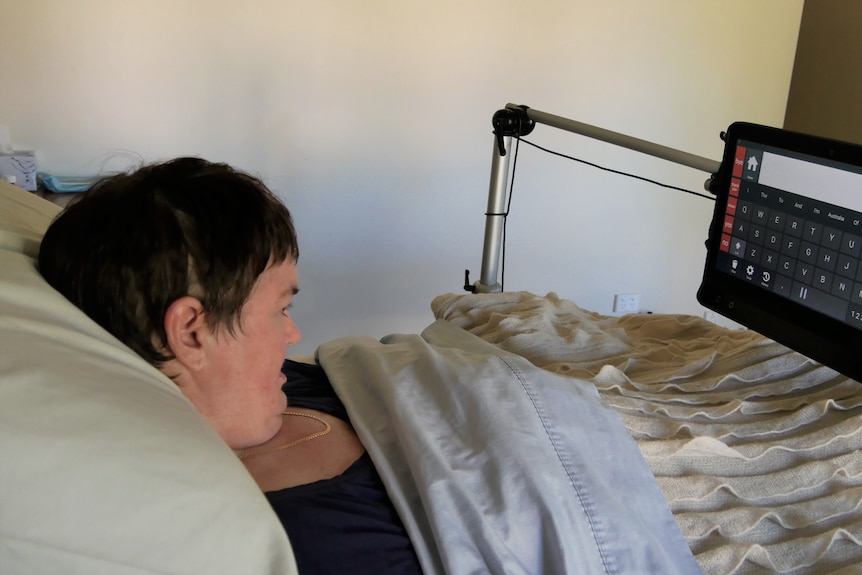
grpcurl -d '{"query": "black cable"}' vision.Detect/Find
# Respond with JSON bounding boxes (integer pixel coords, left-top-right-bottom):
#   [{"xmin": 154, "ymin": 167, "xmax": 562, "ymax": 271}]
[
  {"xmin": 517, "ymin": 137, "xmax": 716, "ymax": 201},
  {"xmin": 492, "ymin": 135, "xmax": 715, "ymax": 292},
  {"xmin": 498, "ymin": 136, "xmax": 521, "ymax": 291}
]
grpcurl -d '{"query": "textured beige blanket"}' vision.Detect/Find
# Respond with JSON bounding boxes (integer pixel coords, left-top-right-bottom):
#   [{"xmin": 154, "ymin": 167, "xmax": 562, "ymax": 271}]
[{"xmin": 432, "ymin": 291, "xmax": 862, "ymax": 575}]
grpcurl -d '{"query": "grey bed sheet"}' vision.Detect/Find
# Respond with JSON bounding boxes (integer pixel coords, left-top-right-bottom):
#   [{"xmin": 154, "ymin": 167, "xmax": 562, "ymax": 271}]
[{"xmin": 318, "ymin": 319, "xmax": 700, "ymax": 575}]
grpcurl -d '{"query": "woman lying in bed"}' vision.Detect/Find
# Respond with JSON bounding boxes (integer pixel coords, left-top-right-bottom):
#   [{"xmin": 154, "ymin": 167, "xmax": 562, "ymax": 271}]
[
  {"xmin": 37, "ymin": 158, "xmax": 422, "ymax": 574},
  {"xmin": 38, "ymin": 157, "xmax": 703, "ymax": 575}
]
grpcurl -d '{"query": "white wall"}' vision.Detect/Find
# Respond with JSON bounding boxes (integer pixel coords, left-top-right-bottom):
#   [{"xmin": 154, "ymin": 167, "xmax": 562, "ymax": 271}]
[{"xmin": 0, "ymin": 1, "xmax": 803, "ymax": 356}]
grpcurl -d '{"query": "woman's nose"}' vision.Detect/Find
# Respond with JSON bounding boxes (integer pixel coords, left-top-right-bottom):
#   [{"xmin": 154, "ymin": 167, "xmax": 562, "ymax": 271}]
[{"xmin": 285, "ymin": 318, "xmax": 301, "ymax": 347}]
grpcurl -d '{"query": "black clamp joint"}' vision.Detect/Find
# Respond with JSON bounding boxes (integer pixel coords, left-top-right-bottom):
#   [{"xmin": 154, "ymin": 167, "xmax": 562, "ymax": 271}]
[{"xmin": 492, "ymin": 105, "xmax": 535, "ymax": 156}]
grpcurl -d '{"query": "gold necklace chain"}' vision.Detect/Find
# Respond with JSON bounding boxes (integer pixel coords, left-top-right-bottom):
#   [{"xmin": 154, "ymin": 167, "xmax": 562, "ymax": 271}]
[{"xmin": 237, "ymin": 410, "xmax": 332, "ymax": 460}]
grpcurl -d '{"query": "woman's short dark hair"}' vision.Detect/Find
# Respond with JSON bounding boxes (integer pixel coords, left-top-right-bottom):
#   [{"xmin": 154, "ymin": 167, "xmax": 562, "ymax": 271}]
[{"xmin": 38, "ymin": 157, "xmax": 299, "ymax": 365}]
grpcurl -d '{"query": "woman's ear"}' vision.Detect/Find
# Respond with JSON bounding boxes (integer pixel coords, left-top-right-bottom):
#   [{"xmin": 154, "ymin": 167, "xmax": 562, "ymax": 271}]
[{"xmin": 163, "ymin": 296, "xmax": 209, "ymax": 371}]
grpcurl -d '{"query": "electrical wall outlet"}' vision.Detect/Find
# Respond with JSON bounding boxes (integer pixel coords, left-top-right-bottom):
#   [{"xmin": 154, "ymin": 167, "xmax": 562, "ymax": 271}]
[{"xmin": 613, "ymin": 293, "xmax": 640, "ymax": 314}]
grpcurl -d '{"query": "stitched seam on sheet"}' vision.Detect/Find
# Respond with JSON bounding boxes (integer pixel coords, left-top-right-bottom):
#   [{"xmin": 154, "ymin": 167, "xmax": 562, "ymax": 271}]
[{"xmin": 494, "ymin": 354, "xmax": 615, "ymax": 575}]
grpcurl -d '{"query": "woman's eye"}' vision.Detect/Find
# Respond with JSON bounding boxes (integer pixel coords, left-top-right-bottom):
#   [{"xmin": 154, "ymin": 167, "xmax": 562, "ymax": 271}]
[{"xmin": 281, "ymin": 304, "xmax": 293, "ymax": 316}]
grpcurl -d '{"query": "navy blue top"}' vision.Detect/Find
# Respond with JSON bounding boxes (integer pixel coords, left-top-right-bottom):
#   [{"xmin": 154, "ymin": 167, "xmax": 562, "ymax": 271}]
[{"xmin": 267, "ymin": 359, "xmax": 423, "ymax": 574}]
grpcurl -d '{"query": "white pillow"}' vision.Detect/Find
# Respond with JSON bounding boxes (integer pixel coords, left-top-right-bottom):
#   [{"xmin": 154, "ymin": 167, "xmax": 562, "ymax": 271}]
[{"xmin": 0, "ymin": 182, "xmax": 297, "ymax": 575}]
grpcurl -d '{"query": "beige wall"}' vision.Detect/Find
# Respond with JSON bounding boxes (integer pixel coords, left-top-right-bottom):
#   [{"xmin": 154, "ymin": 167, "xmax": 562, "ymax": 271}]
[
  {"xmin": 0, "ymin": 1, "xmax": 803, "ymax": 353},
  {"xmin": 784, "ymin": 0, "xmax": 862, "ymax": 144}
]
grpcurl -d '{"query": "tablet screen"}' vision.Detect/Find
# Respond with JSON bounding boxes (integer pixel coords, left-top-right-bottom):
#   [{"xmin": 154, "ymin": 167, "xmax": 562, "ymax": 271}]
[{"xmin": 698, "ymin": 122, "xmax": 862, "ymax": 381}]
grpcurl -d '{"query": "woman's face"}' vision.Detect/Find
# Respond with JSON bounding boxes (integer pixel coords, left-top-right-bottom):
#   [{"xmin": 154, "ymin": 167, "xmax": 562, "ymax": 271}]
[{"xmin": 195, "ymin": 259, "xmax": 301, "ymax": 449}]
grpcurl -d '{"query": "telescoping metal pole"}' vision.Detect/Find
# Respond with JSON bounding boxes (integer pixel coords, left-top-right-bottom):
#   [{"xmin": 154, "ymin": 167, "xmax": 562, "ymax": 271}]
[
  {"xmin": 465, "ymin": 104, "xmax": 720, "ymax": 293},
  {"xmin": 464, "ymin": 105, "xmax": 534, "ymax": 294},
  {"xmin": 522, "ymin": 105, "xmax": 721, "ymax": 174},
  {"xmin": 473, "ymin": 137, "xmax": 511, "ymax": 293}
]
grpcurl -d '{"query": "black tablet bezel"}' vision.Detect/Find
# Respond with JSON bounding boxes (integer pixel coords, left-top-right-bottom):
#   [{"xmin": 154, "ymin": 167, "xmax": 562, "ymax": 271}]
[{"xmin": 697, "ymin": 121, "xmax": 862, "ymax": 382}]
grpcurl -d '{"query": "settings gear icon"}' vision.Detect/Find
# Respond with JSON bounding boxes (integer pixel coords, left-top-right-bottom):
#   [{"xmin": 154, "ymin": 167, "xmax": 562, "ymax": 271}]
[{"xmin": 746, "ymin": 265, "xmax": 755, "ymax": 276}]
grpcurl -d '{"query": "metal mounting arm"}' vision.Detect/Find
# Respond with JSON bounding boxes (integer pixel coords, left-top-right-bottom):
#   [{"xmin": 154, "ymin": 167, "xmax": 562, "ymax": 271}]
[{"xmin": 465, "ymin": 103, "xmax": 721, "ymax": 293}]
